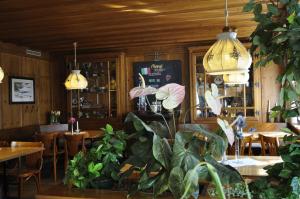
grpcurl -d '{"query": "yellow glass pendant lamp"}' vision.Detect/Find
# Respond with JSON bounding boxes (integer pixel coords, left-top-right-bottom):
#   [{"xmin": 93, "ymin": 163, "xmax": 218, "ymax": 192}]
[
  {"xmin": 203, "ymin": 0, "xmax": 252, "ymax": 84},
  {"xmin": 0, "ymin": 67, "xmax": 4, "ymax": 83},
  {"xmin": 64, "ymin": 42, "xmax": 88, "ymax": 90}
]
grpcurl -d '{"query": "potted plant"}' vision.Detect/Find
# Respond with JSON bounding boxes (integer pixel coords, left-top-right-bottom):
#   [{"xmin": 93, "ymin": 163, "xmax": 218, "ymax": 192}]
[
  {"xmin": 122, "ymin": 75, "xmax": 251, "ymax": 199},
  {"xmin": 64, "ymin": 124, "xmax": 127, "ymax": 189},
  {"xmin": 242, "ymin": 1, "xmax": 300, "ymax": 198},
  {"xmin": 243, "ymin": 0, "xmax": 300, "ymax": 119}
]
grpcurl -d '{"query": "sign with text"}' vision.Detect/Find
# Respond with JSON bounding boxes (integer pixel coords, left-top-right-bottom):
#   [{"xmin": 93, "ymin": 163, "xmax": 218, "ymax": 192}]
[{"xmin": 133, "ymin": 60, "xmax": 182, "ymax": 88}]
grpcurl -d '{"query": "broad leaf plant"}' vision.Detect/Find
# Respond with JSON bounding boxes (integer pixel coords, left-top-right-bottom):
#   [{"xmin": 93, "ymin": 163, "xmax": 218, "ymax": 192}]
[
  {"xmin": 244, "ymin": 0, "xmax": 300, "ymax": 119},
  {"xmin": 244, "ymin": 0, "xmax": 300, "ymax": 198}
]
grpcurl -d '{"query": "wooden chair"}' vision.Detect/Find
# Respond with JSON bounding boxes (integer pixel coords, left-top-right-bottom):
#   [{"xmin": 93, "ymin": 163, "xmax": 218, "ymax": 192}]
[
  {"xmin": 240, "ymin": 135, "xmax": 253, "ymax": 156},
  {"xmin": 227, "ymin": 135, "xmax": 253, "ymax": 156},
  {"xmin": 259, "ymin": 134, "xmax": 279, "ymax": 156},
  {"xmin": 64, "ymin": 133, "xmax": 85, "ymax": 172},
  {"xmin": 37, "ymin": 132, "xmax": 63, "ymax": 182},
  {"xmin": 10, "ymin": 141, "xmax": 44, "ymax": 199}
]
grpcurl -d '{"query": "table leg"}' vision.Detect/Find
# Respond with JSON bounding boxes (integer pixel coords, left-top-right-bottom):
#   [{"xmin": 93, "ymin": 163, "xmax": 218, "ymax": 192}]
[{"xmin": 1, "ymin": 161, "xmax": 8, "ymax": 199}]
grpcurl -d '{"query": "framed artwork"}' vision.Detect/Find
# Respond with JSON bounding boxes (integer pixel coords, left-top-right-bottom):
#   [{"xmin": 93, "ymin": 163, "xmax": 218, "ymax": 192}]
[{"xmin": 9, "ymin": 76, "xmax": 35, "ymax": 104}]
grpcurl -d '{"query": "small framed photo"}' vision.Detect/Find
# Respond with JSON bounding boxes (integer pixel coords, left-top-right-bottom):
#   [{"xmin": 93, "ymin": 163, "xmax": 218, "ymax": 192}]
[{"xmin": 9, "ymin": 76, "xmax": 35, "ymax": 104}]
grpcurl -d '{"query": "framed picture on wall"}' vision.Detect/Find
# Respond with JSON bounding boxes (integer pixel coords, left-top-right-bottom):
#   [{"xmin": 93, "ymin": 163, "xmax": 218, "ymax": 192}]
[{"xmin": 9, "ymin": 76, "xmax": 35, "ymax": 104}]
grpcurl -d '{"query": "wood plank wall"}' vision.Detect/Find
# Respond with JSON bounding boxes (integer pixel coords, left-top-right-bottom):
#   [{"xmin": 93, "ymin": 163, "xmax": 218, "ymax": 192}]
[
  {"xmin": 123, "ymin": 44, "xmax": 281, "ymax": 123},
  {"xmin": 260, "ymin": 63, "xmax": 282, "ymax": 122},
  {"xmin": 0, "ymin": 41, "xmax": 66, "ymax": 130}
]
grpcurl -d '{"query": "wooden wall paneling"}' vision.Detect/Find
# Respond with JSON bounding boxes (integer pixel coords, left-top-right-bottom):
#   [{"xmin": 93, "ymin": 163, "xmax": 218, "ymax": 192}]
[
  {"xmin": 0, "ymin": 55, "xmax": 2, "ymax": 129},
  {"xmin": 0, "ymin": 41, "xmax": 64, "ymax": 130},
  {"xmin": 0, "ymin": 52, "xmax": 23, "ymax": 129},
  {"xmin": 253, "ymin": 66, "xmax": 262, "ymax": 122},
  {"xmin": 49, "ymin": 56, "xmax": 67, "ymax": 122},
  {"xmin": 22, "ymin": 57, "xmax": 39, "ymax": 126},
  {"xmin": 116, "ymin": 53, "xmax": 126, "ymax": 117},
  {"xmin": 38, "ymin": 60, "xmax": 51, "ymax": 124},
  {"xmin": 125, "ymin": 55, "xmax": 145, "ymax": 113},
  {"xmin": 260, "ymin": 63, "xmax": 282, "ymax": 122}
]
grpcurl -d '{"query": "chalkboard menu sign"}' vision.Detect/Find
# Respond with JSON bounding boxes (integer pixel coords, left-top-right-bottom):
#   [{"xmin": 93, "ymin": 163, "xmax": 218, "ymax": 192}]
[{"xmin": 133, "ymin": 60, "xmax": 182, "ymax": 88}]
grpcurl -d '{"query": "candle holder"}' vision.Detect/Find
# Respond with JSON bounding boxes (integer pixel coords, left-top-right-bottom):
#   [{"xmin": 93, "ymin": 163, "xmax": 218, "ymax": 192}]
[{"xmin": 233, "ymin": 126, "xmax": 243, "ymax": 163}]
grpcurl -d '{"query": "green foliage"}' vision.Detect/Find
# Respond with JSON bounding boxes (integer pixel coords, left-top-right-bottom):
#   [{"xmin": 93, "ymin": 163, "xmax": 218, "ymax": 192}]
[
  {"xmin": 249, "ymin": 134, "xmax": 300, "ymax": 198},
  {"xmin": 64, "ymin": 124, "xmax": 127, "ymax": 188},
  {"xmin": 121, "ymin": 112, "xmax": 245, "ymax": 199},
  {"xmin": 244, "ymin": 0, "xmax": 300, "ymax": 119}
]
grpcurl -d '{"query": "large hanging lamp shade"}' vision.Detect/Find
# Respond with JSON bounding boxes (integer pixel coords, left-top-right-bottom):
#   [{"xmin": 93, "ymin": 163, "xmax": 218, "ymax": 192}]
[
  {"xmin": 64, "ymin": 70, "xmax": 88, "ymax": 89},
  {"xmin": 223, "ymin": 72, "xmax": 249, "ymax": 85},
  {"xmin": 0, "ymin": 67, "xmax": 4, "ymax": 83},
  {"xmin": 64, "ymin": 42, "xmax": 88, "ymax": 90},
  {"xmin": 203, "ymin": 31, "xmax": 252, "ymax": 75},
  {"xmin": 203, "ymin": 0, "xmax": 252, "ymax": 84}
]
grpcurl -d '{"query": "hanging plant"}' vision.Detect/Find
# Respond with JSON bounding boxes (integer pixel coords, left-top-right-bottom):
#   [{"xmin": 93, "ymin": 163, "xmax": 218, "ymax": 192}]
[{"xmin": 243, "ymin": 0, "xmax": 300, "ymax": 119}]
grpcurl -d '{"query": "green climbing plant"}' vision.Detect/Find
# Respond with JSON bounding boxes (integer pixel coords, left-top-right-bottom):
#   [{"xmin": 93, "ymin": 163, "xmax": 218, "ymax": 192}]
[{"xmin": 244, "ymin": 0, "xmax": 300, "ymax": 119}]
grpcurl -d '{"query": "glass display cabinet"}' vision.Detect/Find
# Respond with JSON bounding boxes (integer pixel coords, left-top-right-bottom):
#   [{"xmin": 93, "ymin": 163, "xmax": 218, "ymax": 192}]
[
  {"xmin": 189, "ymin": 46, "xmax": 261, "ymax": 123},
  {"xmin": 66, "ymin": 53, "xmax": 126, "ymax": 122}
]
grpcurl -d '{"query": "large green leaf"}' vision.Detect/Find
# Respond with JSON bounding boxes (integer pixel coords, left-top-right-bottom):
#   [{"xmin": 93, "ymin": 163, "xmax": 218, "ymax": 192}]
[
  {"xmin": 204, "ymin": 155, "xmax": 243, "ymax": 185},
  {"xmin": 180, "ymin": 165, "xmax": 201, "ymax": 199},
  {"xmin": 138, "ymin": 170, "xmax": 159, "ymax": 190},
  {"xmin": 182, "ymin": 124, "xmax": 226, "ymax": 158},
  {"xmin": 125, "ymin": 112, "xmax": 155, "ymax": 133},
  {"xmin": 243, "ymin": 0, "xmax": 255, "ymax": 12},
  {"xmin": 171, "ymin": 131, "xmax": 201, "ymax": 171},
  {"xmin": 168, "ymin": 167, "xmax": 184, "ymax": 199},
  {"xmin": 148, "ymin": 121, "xmax": 170, "ymax": 138},
  {"xmin": 153, "ymin": 134, "xmax": 172, "ymax": 170},
  {"xmin": 291, "ymin": 177, "xmax": 300, "ymax": 196},
  {"xmin": 267, "ymin": 4, "xmax": 279, "ymax": 15},
  {"xmin": 153, "ymin": 172, "xmax": 169, "ymax": 197}
]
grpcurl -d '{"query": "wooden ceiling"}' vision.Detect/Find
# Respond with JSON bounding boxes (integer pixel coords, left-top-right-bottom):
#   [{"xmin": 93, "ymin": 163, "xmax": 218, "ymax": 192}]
[{"xmin": 0, "ymin": 0, "xmax": 256, "ymax": 53}]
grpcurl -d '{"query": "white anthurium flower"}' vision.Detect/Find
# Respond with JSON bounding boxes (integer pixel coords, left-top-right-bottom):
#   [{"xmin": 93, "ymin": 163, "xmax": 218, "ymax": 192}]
[
  {"xmin": 205, "ymin": 91, "xmax": 222, "ymax": 115},
  {"xmin": 217, "ymin": 118, "xmax": 234, "ymax": 146},
  {"xmin": 129, "ymin": 73, "xmax": 157, "ymax": 99},
  {"xmin": 205, "ymin": 83, "xmax": 223, "ymax": 115},
  {"xmin": 155, "ymin": 83, "xmax": 185, "ymax": 110}
]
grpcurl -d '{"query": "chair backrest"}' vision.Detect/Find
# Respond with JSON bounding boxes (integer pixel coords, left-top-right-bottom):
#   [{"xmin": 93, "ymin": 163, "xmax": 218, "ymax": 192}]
[
  {"xmin": 11, "ymin": 141, "xmax": 44, "ymax": 170},
  {"xmin": 0, "ymin": 140, "xmax": 9, "ymax": 147},
  {"xmin": 227, "ymin": 135, "xmax": 253, "ymax": 156},
  {"xmin": 259, "ymin": 134, "xmax": 279, "ymax": 156},
  {"xmin": 37, "ymin": 133, "xmax": 57, "ymax": 156},
  {"xmin": 64, "ymin": 134, "xmax": 85, "ymax": 157},
  {"xmin": 240, "ymin": 135, "xmax": 253, "ymax": 156}
]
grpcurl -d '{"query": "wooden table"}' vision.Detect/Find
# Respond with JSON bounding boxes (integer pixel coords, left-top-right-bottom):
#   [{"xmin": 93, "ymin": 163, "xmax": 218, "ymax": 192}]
[
  {"xmin": 226, "ymin": 155, "xmax": 282, "ymax": 178},
  {"xmin": 0, "ymin": 146, "xmax": 44, "ymax": 198},
  {"xmin": 243, "ymin": 131, "xmax": 290, "ymax": 140},
  {"xmin": 62, "ymin": 130, "xmax": 104, "ymax": 139},
  {"xmin": 0, "ymin": 146, "xmax": 44, "ymax": 162}
]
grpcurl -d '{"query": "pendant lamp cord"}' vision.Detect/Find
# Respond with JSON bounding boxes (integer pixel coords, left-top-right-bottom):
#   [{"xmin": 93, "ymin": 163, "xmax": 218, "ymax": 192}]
[
  {"xmin": 73, "ymin": 42, "xmax": 77, "ymax": 69},
  {"xmin": 73, "ymin": 42, "xmax": 80, "ymax": 81},
  {"xmin": 225, "ymin": 0, "xmax": 229, "ymax": 27}
]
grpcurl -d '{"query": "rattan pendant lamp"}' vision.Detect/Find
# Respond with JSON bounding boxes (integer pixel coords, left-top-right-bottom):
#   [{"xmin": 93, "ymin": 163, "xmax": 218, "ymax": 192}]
[
  {"xmin": 64, "ymin": 42, "xmax": 88, "ymax": 90},
  {"xmin": 203, "ymin": 0, "xmax": 252, "ymax": 84}
]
